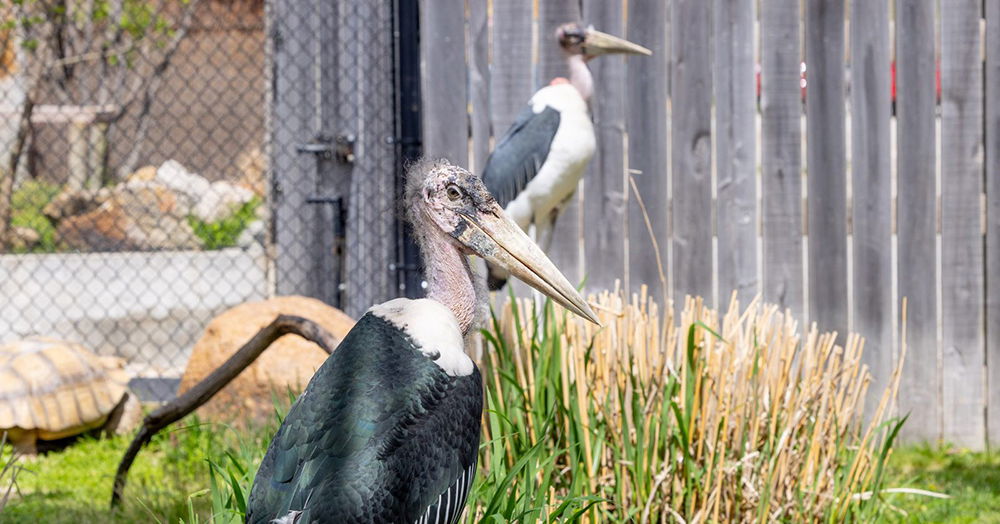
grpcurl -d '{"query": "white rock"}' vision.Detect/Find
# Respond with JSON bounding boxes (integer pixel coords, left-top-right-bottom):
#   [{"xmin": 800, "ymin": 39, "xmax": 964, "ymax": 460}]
[
  {"xmin": 155, "ymin": 160, "xmax": 211, "ymax": 199},
  {"xmin": 193, "ymin": 181, "xmax": 255, "ymax": 223},
  {"xmin": 237, "ymin": 219, "xmax": 265, "ymax": 248}
]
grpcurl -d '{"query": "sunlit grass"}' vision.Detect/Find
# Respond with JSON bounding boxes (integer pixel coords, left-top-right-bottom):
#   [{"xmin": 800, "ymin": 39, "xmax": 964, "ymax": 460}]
[{"xmin": 1, "ymin": 289, "xmax": 972, "ymax": 523}]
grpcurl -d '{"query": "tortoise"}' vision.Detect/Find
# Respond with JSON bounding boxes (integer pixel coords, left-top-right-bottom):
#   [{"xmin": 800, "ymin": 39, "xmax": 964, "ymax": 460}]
[{"xmin": 0, "ymin": 337, "xmax": 141, "ymax": 454}]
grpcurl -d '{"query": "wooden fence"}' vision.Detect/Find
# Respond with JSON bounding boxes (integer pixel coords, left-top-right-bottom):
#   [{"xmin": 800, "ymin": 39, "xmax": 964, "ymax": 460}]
[{"xmin": 418, "ymin": 0, "xmax": 999, "ymax": 447}]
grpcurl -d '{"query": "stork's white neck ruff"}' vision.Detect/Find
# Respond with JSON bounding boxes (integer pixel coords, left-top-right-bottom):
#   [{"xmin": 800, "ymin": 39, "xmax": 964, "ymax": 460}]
[{"xmin": 369, "ymin": 298, "xmax": 473, "ymax": 377}]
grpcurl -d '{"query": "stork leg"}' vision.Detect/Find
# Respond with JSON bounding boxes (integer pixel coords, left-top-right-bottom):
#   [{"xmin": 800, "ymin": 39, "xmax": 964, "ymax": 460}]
[{"xmin": 534, "ymin": 206, "xmax": 561, "ymax": 253}]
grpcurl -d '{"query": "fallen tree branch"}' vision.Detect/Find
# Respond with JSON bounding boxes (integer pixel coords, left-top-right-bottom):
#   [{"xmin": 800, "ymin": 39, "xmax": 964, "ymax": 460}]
[{"xmin": 110, "ymin": 314, "xmax": 339, "ymax": 508}]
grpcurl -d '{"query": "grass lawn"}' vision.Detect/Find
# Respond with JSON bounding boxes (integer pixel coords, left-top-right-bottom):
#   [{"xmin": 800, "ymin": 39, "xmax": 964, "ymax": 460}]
[
  {"xmin": 0, "ymin": 419, "xmax": 270, "ymax": 524},
  {"xmin": 2, "ymin": 422, "xmax": 1000, "ymax": 523},
  {"xmin": 886, "ymin": 446, "xmax": 1000, "ymax": 523}
]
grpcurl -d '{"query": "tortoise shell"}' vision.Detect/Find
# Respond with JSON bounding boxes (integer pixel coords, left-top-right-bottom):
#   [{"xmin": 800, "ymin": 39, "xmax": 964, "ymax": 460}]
[{"xmin": 0, "ymin": 337, "xmax": 130, "ymax": 440}]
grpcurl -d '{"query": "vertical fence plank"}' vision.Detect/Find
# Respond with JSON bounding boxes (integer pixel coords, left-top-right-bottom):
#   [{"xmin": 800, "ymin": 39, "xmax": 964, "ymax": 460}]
[
  {"xmin": 420, "ymin": 0, "xmax": 468, "ymax": 165},
  {"xmin": 538, "ymin": 0, "xmax": 581, "ymax": 85},
  {"xmin": 582, "ymin": 0, "xmax": 627, "ymax": 292},
  {"xmin": 491, "ymin": 0, "xmax": 534, "ymax": 136},
  {"xmin": 760, "ymin": 0, "xmax": 803, "ymax": 318},
  {"xmin": 271, "ymin": 1, "xmax": 320, "ymax": 297},
  {"xmin": 715, "ymin": 0, "xmax": 757, "ymax": 305},
  {"xmin": 986, "ymin": 0, "xmax": 1000, "ymax": 444},
  {"xmin": 896, "ymin": 0, "xmax": 941, "ymax": 442},
  {"xmin": 670, "ymin": 0, "xmax": 713, "ymax": 306},
  {"xmin": 941, "ymin": 0, "xmax": 985, "ymax": 447},
  {"xmin": 468, "ymin": 0, "xmax": 490, "ymax": 173},
  {"xmin": 626, "ymin": 0, "xmax": 668, "ymax": 301},
  {"xmin": 540, "ymin": 0, "xmax": 584, "ymax": 285},
  {"xmin": 851, "ymin": 0, "xmax": 892, "ymax": 410},
  {"xmin": 805, "ymin": 0, "xmax": 847, "ymax": 337}
]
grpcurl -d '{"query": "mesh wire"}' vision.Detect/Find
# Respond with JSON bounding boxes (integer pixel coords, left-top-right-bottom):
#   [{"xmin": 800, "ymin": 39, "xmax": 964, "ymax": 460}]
[{"xmin": 0, "ymin": 0, "xmax": 400, "ymax": 401}]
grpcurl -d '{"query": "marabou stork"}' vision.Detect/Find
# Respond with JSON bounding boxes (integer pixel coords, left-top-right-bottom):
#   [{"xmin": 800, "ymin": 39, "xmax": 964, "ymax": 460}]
[
  {"xmin": 246, "ymin": 159, "xmax": 598, "ymax": 523},
  {"xmin": 483, "ymin": 23, "xmax": 651, "ymax": 290}
]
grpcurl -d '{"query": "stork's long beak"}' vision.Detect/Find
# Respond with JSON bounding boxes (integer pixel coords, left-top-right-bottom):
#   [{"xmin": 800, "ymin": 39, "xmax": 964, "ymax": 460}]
[
  {"xmin": 455, "ymin": 205, "xmax": 600, "ymax": 325},
  {"xmin": 583, "ymin": 27, "xmax": 652, "ymax": 56}
]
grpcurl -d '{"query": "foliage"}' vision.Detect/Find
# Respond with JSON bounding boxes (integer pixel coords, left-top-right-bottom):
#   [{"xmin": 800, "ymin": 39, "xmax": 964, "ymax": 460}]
[
  {"xmin": 0, "ymin": 414, "xmax": 277, "ymax": 524},
  {"xmin": 884, "ymin": 445, "xmax": 1000, "ymax": 523},
  {"xmin": 5, "ymin": 0, "xmax": 180, "ymax": 56},
  {"xmin": 467, "ymin": 291, "xmax": 909, "ymax": 522},
  {"xmin": 9, "ymin": 179, "xmax": 60, "ymax": 253},
  {"xmin": 187, "ymin": 197, "xmax": 261, "ymax": 250},
  {"xmin": 1, "ymin": 290, "xmax": 975, "ymax": 523},
  {"xmin": 0, "ymin": 434, "xmax": 26, "ymax": 513}
]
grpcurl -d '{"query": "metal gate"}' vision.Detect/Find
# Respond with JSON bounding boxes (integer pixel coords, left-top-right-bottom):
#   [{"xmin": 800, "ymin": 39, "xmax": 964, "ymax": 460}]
[{"xmin": 268, "ymin": 1, "xmax": 401, "ymax": 316}]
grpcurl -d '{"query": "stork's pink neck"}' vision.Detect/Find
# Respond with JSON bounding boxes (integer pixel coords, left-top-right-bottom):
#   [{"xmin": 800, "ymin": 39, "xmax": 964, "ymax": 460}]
[
  {"xmin": 566, "ymin": 54, "xmax": 593, "ymax": 101},
  {"xmin": 420, "ymin": 226, "xmax": 478, "ymax": 336}
]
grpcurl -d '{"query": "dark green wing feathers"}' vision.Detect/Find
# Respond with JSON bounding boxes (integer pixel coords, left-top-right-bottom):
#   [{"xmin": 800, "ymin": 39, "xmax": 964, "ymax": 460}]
[{"xmin": 246, "ymin": 314, "xmax": 482, "ymax": 524}]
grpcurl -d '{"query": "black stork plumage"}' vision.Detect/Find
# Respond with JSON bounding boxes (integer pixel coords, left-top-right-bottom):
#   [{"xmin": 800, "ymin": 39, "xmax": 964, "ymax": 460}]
[
  {"xmin": 245, "ymin": 159, "xmax": 599, "ymax": 524},
  {"xmin": 482, "ymin": 23, "xmax": 651, "ymax": 290}
]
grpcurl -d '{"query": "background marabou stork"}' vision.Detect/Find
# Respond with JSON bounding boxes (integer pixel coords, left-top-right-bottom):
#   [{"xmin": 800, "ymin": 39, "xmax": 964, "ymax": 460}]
[
  {"xmin": 483, "ymin": 22, "xmax": 651, "ymax": 290},
  {"xmin": 246, "ymin": 159, "xmax": 598, "ymax": 523}
]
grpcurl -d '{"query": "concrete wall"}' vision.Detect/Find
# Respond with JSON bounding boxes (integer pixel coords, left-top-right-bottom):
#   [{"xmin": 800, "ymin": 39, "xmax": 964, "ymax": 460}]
[{"xmin": 0, "ymin": 248, "xmax": 268, "ymax": 380}]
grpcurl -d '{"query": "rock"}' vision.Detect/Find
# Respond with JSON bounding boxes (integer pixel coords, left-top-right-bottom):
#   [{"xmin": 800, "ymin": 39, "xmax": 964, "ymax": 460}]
[
  {"xmin": 57, "ymin": 182, "xmax": 201, "ymax": 251},
  {"xmin": 126, "ymin": 165, "xmax": 158, "ymax": 183},
  {"xmin": 9, "ymin": 226, "xmax": 40, "ymax": 250},
  {"xmin": 43, "ymin": 187, "xmax": 112, "ymax": 221},
  {"xmin": 177, "ymin": 296, "xmax": 355, "ymax": 422},
  {"xmin": 236, "ymin": 147, "xmax": 267, "ymax": 197},
  {"xmin": 236, "ymin": 219, "xmax": 265, "ymax": 248},
  {"xmin": 155, "ymin": 159, "xmax": 212, "ymax": 198},
  {"xmin": 192, "ymin": 180, "xmax": 255, "ymax": 223}
]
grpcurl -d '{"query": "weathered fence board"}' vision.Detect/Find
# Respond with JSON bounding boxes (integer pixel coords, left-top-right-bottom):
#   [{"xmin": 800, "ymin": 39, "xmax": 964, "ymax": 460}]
[
  {"xmin": 468, "ymin": 0, "xmax": 490, "ymax": 174},
  {"xmin": 714, "ymin": 0, "xmax": 757, "ymax": 305},
  {"xmin": 805, "ymin": 0, "xmax": 847, "ymax": 338},
  {"xmin": 625, "ymin": 0, "xmax": 669, "ymax": 301},
  {"xmin": 940, "ymin": 0, "xmax": 985, "ymax": 447},
  {"xmin": 896, "ymin": 0, "xmax": 941, "ymax": 442},
  {"xmin": 850, "ymin": 0, "xmax": 892, "ymax": 412},
  {"xmin": 541, "ymin": 0, "xmax": 585, "ymax": 286},
  {"xmin": 538, "ymin": 0, "xmax": 580, "ymax": 86},
  {"xmin": 581, "ymin": 0, "xmax": 627, "ymax": 292},
  {"xmin": 419, "ymin": 0, "xmax": 467, "ymax": 166},
  {"xmin": 760, "ymin": 0, "xmax": 803, "ymax": 319},
  {"xmin": 670, "ymin": 0, "xmax": 712, "ymax": 307},
  {"xmin": 406, "ymin": 0, "xmax": 1000, "ymax": 446},
  {"xmin": 490, "ymin": 0, "xmax": 534, "ymax": 137},
  {"xmin": 986, "ymin": 0, "xmax": 1000, "ymax": 444}
]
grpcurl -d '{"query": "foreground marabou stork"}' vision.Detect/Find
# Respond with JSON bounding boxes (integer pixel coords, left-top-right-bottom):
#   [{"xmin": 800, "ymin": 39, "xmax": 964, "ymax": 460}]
[
  {"xmin": 483, "ymin": 23, "xmax": 651, "ymax": 289},
  {"xmin": 246, "ymin": 160, "xmax": 598, "ymax": 523}
]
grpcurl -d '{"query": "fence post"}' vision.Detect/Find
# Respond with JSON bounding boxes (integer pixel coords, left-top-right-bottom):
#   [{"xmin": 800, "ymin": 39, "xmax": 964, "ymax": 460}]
[
  {"xmin": 714, "ymin": 0, "xmax": 757, "ymax": 306},
  {"xmin": 896, "ymin": 0, "xmax": 941, "ymax": 443},
  {"xmin": 760, "ymin": 0, "xmax": 803, "ymax": 320},
  {"xmin": 941, "ymin": 0, "xmax": 985, "ymax": 447},
  {"xmin": 805, "ymin": 0, "xmax": 847, "ymax": 338}
]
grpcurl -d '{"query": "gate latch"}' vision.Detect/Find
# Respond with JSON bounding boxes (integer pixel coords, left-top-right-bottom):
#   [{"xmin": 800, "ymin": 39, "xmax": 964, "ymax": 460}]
[
  {"xmin": 296, "ymin": 133, "xmax": 355, "ymax": 164},
  {"xmin": 334, "ymin": 134, "xmax": 356, "ymax": 164}
]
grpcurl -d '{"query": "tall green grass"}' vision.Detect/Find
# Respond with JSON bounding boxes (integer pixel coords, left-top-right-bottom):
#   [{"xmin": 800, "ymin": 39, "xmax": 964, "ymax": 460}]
[
  {"xmin": 105, "ymin": 289, "xmax": 907, "ymax": 523},
  {"xmin": 466, "ymin": 290, "xmax": 907, "ymax": 522}
]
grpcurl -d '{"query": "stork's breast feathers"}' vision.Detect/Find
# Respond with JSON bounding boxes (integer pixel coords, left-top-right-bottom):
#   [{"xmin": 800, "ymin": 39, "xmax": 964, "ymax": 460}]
[{"xmin": 368, "ymin": 298, "xmax": 472, "ymax": 377}]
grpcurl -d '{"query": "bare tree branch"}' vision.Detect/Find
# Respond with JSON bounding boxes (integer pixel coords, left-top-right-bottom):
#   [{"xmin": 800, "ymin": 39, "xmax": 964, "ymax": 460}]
[{"xmin": 110, "ymin": 315, "xmax": 340, "ymax": 509}]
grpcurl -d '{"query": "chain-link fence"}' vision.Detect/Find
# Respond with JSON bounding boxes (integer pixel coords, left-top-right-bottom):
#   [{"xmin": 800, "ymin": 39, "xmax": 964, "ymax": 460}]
[{"xmin": 0, "ymin": 0, "xmax": 403, "ymax": 401}]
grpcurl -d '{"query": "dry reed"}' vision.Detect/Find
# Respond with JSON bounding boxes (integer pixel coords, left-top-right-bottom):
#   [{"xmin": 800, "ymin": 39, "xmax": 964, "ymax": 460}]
[{"xmin": 470, "ymin": 287, "xmax": 905, "ymax": 523}]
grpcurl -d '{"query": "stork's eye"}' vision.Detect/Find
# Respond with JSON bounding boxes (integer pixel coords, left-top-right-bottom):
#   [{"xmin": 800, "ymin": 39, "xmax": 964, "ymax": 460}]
[{"xmin": 446, "ymin": 184, "xmax": 463, "ymax": 201}]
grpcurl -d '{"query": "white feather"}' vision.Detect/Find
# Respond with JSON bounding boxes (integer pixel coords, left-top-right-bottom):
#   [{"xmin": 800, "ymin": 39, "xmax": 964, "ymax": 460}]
[
  {"xmin": 505, "ymin": 83, "xmax": 596, "ymax": 231},
  {"xmin": 368, "ymin": 298, "xmax": 472, "ymax": 377}
]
